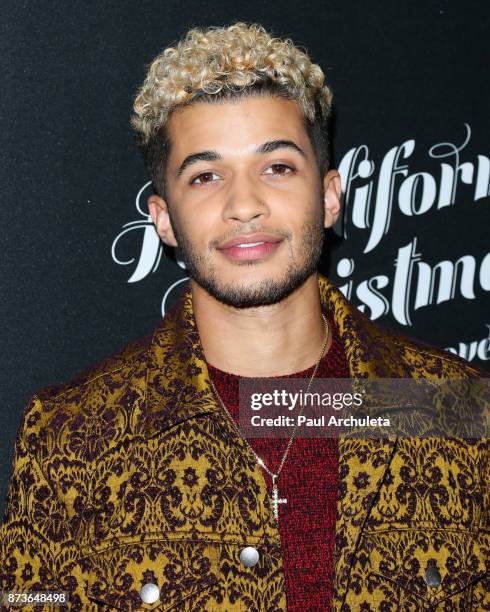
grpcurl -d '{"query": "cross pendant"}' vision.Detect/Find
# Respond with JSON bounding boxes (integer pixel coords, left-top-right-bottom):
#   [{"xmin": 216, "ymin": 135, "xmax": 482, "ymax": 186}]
[{"xmin": 271, "ymin": 476, "xmax": 287, "ymax": 521}]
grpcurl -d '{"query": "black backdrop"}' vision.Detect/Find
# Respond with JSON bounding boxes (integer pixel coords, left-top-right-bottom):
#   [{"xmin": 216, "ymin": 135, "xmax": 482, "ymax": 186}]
[{"xmin": 1, "ymin": 1, "xmax": 489, "ymax": 512}]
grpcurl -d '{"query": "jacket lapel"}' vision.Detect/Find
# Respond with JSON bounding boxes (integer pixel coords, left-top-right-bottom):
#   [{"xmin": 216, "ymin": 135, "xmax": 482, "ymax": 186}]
[
  {"xmin": 142, "ymin": 286, "xmax": 222, "ymax": 438},
  {"xmin": 318, "ymin": 275, "xmax": 409, "ymax": 608}
]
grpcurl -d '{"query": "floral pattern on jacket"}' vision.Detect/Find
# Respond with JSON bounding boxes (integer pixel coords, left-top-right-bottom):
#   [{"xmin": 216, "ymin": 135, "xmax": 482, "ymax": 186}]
[{"xmin": 1, "ymin": 274, "xmax": 488, "ymax": 611}]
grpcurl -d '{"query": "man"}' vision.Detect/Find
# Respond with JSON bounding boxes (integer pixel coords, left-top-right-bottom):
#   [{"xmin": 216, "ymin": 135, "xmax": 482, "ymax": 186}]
[{"xmin": 1, "ymin": 22, "xmax": 488, "ymax": 611}]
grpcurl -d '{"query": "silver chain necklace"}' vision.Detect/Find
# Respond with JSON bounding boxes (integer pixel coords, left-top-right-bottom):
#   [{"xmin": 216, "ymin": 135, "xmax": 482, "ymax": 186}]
[{"xmin": 208, "ymin": 313, "xmax": 330, "ymax": 523}]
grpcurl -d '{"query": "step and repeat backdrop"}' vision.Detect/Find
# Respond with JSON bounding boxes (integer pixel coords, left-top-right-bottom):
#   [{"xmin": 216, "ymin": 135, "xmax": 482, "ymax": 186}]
[{"xmin": 1, "ymin": 1, "xmax": 489, "ymax": 509}]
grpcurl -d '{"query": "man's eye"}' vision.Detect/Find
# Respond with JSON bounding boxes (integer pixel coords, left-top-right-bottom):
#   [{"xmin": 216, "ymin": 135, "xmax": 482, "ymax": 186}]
[
  {"xmin": 263, "ymin": 164, "xmax": 293, "ymax": 175},
  {"xmin": 191, "ymin": 172, "xmax": 220, "ymax": 185}
]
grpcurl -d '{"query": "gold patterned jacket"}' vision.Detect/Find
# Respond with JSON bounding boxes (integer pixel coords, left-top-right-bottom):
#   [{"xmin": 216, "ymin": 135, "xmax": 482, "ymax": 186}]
[{"xmin": 1, "ymin": 274, "xmax": 488, "ymax": 611}]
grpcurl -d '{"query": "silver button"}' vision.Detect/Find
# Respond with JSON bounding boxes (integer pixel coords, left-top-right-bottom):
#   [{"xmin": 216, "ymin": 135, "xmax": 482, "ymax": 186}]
[
  {"xmin": 139, "ymin": 582, "xmax": 160, "ymax": 604},
  {"xmin": 424, "ymin": 565, "xmax": 441, "ymax": 587},
  {"xmin": 239, "ymin": 546, "xmax": 260, "ymax": 567}
]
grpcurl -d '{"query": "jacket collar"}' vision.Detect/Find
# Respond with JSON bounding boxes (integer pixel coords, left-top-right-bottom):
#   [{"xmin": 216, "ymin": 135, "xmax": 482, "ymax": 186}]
[
  {"xmin": 143, "ymin": 272, "xmax": 413, "ymax": 437},
  {"xmin": 142, "ymin": 272, "xmax": 402, "ymax": 608},
  {"xmin": 142, "ymin": 281, "xmax": 222, "ymax": 438}
]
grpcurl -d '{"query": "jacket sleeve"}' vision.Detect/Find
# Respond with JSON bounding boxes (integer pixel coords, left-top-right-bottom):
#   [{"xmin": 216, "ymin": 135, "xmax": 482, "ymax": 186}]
[{"xmin": 0, "ymin": 394, "xmax": 74, "ymax": 593}]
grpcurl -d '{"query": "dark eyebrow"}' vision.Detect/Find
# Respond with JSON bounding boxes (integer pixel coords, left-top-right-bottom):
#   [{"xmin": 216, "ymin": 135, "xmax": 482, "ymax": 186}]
[
  {"xmin": 176, "ymin": 139, "xmax": 306, "ymax": 177},
  {"xmin": 176, "ymin": 151, "xmax": 221, "ymax": 177},
  {"xmin": 255, "ymin": 139, "xmax": 306, "ymax": 158}
]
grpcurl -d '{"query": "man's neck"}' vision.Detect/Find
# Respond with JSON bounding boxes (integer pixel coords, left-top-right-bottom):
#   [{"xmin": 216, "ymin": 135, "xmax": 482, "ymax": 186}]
[{"xmin": 191, "ymin": 273, "xmax": 332, "ymax": 377}]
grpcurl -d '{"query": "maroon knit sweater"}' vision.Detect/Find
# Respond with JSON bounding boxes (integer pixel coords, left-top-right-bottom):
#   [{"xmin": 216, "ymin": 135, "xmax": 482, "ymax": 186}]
[{"xmin": 207, "ymin": 312, "xmax": 350, "ymax": 611}]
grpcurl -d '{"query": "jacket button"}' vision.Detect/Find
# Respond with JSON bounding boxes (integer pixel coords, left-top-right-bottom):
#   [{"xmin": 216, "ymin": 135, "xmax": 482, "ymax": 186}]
[
  {"xmin": 239, "ymin": 546, "xmax": 260, "ymax": 567},
  {"xmin": 139, "ymin": 582, "xmax": 160, "ymax": 603},
  {"xmin": 424, "ymin": 565, "xmax": 441, "ymax": 587}
]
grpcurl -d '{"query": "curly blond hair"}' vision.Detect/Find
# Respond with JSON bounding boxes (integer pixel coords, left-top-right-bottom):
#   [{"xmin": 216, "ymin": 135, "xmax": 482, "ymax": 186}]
[{"xmin": 131, "ymin": 22, "xmax": 333, "ymax": 195}]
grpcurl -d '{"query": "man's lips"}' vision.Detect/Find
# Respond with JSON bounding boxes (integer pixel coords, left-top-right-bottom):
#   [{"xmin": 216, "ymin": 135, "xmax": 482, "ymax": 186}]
[
  {"xmin": 217, "ymin": 234, "xmax": 284, "ymax": 261},
  {"xmin": 217, "ymin": 233, "xmax": 283, "ymax": 249}
]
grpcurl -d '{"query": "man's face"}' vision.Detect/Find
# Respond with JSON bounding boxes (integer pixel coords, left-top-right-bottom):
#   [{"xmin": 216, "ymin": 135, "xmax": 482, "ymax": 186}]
[{"xmin": 149, "ymin": 95, "xmax": 339, "ymax": 308}]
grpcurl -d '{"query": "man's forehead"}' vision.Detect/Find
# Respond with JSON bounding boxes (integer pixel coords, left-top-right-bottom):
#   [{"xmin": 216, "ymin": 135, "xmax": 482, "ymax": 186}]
[{"xmin": 165, "ymin": 96, "xmax": 310, "ymax": 160}]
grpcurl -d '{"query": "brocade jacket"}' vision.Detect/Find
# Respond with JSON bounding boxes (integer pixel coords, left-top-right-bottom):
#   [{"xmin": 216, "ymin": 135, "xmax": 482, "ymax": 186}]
[{"xmin": 1, "ymin": 274, "xmax": 488, "ymax": 610}]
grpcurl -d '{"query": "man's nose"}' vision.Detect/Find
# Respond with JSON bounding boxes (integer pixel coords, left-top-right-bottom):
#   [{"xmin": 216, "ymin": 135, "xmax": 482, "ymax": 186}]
[{"xmin": 222, "ymin": 173, "xmax": 269, "ymax": 223}]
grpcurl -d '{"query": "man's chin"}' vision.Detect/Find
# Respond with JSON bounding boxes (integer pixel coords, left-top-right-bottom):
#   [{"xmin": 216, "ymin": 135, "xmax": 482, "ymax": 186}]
[{"xmin": 194, "ymin": 272, "xmax": 314, "ymax": 309}]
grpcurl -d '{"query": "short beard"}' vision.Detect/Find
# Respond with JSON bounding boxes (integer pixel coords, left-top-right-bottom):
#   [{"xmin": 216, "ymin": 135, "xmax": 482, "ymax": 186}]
[{"xmin": 169, "ymin": 207, "xmax": 325, "ymax": 309}]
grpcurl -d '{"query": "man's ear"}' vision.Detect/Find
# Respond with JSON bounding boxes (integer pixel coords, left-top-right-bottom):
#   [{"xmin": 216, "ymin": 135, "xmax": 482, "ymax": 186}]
[
  {"xmin": 147, "ymin": 195, "xmax": 178, "ymax": 247},
  {"xmin": 322, "ymin": 169, "xmax": 342, "ymax": 229}
]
